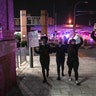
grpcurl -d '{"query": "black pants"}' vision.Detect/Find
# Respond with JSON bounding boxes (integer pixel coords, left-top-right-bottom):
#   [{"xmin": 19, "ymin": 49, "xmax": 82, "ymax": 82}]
[
  {"xmin": 56, "ymin": 58, "xmax": 65, "ymax": 77},
  {"xmin": 40, "ymin": 60, "xmax": 49, "ymax": 80},
  {"xmin": 67, "ymin": 60, "xmax": 79, "ymax": 80}
]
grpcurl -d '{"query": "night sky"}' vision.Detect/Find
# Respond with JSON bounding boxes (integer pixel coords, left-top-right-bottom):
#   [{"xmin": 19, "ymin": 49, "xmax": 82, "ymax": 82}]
[{"xmin": 14, "ymin": 0, "xmax": 96, "ymax": 25}]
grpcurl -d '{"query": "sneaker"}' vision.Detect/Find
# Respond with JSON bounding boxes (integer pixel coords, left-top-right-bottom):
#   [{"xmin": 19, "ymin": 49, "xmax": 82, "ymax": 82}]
[
  {"xmin": 75, "ymin": 81, "xmax": 80, "ymax": 85},
  {"xmin": 68, "ymin": 77, "xmax": 72, "ymax": 81},
  {"xmin": 57, "ymin": 77, "xmax": 61, "ymax": 80}
]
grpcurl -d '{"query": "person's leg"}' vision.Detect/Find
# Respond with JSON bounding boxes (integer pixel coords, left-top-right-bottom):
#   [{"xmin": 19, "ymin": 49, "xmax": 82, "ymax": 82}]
[
  {"xmin": 46, "ymin": 69, "xmax": 49, "ymax": 77},
  {"xmin": 67, "ymin": 61, "xmax": 73, "ymax": 81},
  {"xmin": 57, "ymin": 60, "xmax": 61, "ymax": 80},
  {"xmin": 61, "ymin": 58, "xmax": 65, "ymax": 76},
  {"xmin": 73, "ymin": 61, "xmax": 79, "ymax": 85},
  {"xmin": 68, "ymin": 65, "xmax": 72, "ymax": 77},
  {"xmin": 46, "ymin": 60, "xmax": 50, "ymax": 77},
  {"xmin": 74, "ymin": 67, "xmax": 78, "ymax": 81},
  {"xmin": 41, "ymin": 63, "xmax": 47, "ymax": 83},
  {"xmin": 42, "ymin": 68, "xmax": 47, "ymax": 82},
  {"xmin": 68, "ymin": 66, "xmax": 72, "ymax": 79},
  {"xmin": 73, "ymin": 61, "xmax": 79, "ymax": 80}
]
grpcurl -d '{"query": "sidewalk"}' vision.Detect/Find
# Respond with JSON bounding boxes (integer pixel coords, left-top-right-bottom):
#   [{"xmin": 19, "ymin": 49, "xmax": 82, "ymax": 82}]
[{"xmin": 8, "ymin": 54, "xmax": 96, "ymax": 96}]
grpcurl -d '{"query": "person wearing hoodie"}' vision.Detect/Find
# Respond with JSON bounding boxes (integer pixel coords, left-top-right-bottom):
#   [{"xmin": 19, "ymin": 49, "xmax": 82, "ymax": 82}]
[
  {"xmin": 54, "ymin": 38, "xmax": 67, "ymax": 80},
  {"xmin": 34, "ymin": 36, "xmax": 52, "ymax": 83},
  {"xmin": 67, "ymin": 36, "xmax": 83, "ymax": 85}
]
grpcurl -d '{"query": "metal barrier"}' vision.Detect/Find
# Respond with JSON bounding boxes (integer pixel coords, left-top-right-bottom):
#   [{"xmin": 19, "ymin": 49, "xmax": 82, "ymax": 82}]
[{"xmin": 16, "ymin": 47, "xmax": 27, "ymax": 68}]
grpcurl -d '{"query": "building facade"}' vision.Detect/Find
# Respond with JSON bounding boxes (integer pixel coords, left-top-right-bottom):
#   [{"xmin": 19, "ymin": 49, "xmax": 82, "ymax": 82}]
[{"xmin": 0, "ymin": 0, "xmax": 16, "ymax": 95}]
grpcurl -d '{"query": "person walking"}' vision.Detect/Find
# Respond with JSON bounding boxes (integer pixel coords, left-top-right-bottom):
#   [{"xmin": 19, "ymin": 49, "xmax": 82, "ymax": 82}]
[
  {"xmin": 67, "ymin": 36, "xmax": 83, "ymax": 85},
  {"xmin": 34, "ymin": 36, "xmax": 52, "ymax": 83},
  {"xmin": 54, "ymin": 39, "xmax": 67, "ymax": 80}
]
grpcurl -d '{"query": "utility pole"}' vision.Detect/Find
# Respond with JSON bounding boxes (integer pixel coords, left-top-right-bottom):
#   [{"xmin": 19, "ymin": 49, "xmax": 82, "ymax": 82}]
[
  {"xmin": 27, "ymin": 25, "xmax": 33, "ymax": 68},
  {"xmin": 73, "ymin": 1, "xmax": 88, "ymax": 36}
]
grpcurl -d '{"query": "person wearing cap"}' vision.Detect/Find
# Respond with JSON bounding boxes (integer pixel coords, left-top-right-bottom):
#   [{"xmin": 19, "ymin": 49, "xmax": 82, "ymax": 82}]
[
  {"xmin": 34, "ymin": 36, "xmax": 52, "ymax": 83},
  {"xmin": 67, "ymin": 36, "xmax": 83, "ymax": 85}
]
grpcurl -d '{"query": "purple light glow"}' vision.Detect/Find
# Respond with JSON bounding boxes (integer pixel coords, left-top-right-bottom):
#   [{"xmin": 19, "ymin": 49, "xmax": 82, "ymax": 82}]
[{"xmin": 23, "ymin": 25, "xmax": 93, "ymax": 41}]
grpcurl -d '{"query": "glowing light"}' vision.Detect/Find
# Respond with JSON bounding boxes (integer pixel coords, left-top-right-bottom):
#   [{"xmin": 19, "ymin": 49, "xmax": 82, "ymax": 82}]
[
  {"xmin": 89, "ymin": 38, "xmax": 93, "ymax": 42},
  {"xmin": 64, "ymin": 24, "xmax": 73, "ymax": 27},
  {"xmin": 23, "ymin": 35, "xmax": 26, "ymax": 37},
  {"xmin": 68, "ymin": 19, "xmax": 72, "ymax": 24}
]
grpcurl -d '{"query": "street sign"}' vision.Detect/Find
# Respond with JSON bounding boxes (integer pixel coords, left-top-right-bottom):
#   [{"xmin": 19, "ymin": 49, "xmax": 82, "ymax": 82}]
[{"xmin": 28, "ymin": 30, "xmax": 39, "ymax": 47}]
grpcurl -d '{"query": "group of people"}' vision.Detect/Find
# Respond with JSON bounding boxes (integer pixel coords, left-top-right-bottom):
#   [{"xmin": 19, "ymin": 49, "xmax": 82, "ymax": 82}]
[{"xmin": 34, "ymin": 30, "xmax": 96, "ymax": 85}]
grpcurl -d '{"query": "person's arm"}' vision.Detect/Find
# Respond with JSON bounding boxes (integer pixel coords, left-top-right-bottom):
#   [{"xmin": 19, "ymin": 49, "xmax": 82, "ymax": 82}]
[
  {"xmin": 91, "ymin": 31, "xmax": 96, "ymax": 41},
  {"xmin": 76, "ymin": 37, "xmax": 83, "ymax": 48}
]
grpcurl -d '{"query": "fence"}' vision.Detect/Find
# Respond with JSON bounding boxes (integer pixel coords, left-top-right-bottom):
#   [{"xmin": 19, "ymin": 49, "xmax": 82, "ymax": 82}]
[{"xmin": 16, "ymin": 47, "xmax": 27, "ymax": 68}]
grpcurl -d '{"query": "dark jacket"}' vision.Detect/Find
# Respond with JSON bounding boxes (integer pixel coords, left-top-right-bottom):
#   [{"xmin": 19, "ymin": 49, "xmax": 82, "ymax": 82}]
[
  {"xmin": 91, "ymin": 31, "xmax": 96, "ymax": 41},
  {"xmin": 67, "ymin": 37, "xmax": 83, "ymax": 61},
  {"xmin": 35, "ymin": 44, "xmax": 52, "ymax": 64},
  {"xmin": 54, "ymin": 44, "xmax": 67, "ymax": 62}
]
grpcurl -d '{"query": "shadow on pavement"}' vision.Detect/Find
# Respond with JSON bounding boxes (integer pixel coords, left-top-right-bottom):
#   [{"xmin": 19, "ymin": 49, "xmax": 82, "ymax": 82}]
[
  {"xmin": 17, "ymin": 72, "xmax": 52, "ymax": 96},
  {"xmin": 79, "ymin": 74, "xmax": 94, "ymax": 85},
  {"xmin": 79, "ymin": 77, "xmax": 89, "ymax": 85},
  {"xmin": 7, "ymin": 84, "xmax": 23, "ymax": 96}
]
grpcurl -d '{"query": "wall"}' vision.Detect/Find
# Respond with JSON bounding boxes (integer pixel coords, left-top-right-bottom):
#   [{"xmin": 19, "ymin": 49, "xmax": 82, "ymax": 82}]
[{"xmin": 0, "ymin": 0, "xmax": 16, "ymax": 95}]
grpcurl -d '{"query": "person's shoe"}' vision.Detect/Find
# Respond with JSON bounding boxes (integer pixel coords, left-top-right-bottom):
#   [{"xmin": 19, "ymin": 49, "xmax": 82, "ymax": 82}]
[
  {"xmin": 43, "ymin": 79, "xmax": 47, "ymax": 83},
  {"xmin": 75, "ymin": 81, "xmax": 80, "ymax": 85},
  {"xmin": 57, "ymin": 77, "xmax": 61, "ymax": 80},
  {"xmin": 68, "ymin": 77, "xmax": 72, "ymax": 81}
]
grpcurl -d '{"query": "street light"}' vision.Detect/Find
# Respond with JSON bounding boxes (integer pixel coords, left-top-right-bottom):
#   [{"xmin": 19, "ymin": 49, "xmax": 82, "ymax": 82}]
[
  {"xmin": 68, "ymin": 18, "xmax": 72, "ymax": 24},
  {"xmin": 73, "ymin": 1, "xmax": 88, "ymax": 36}
]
